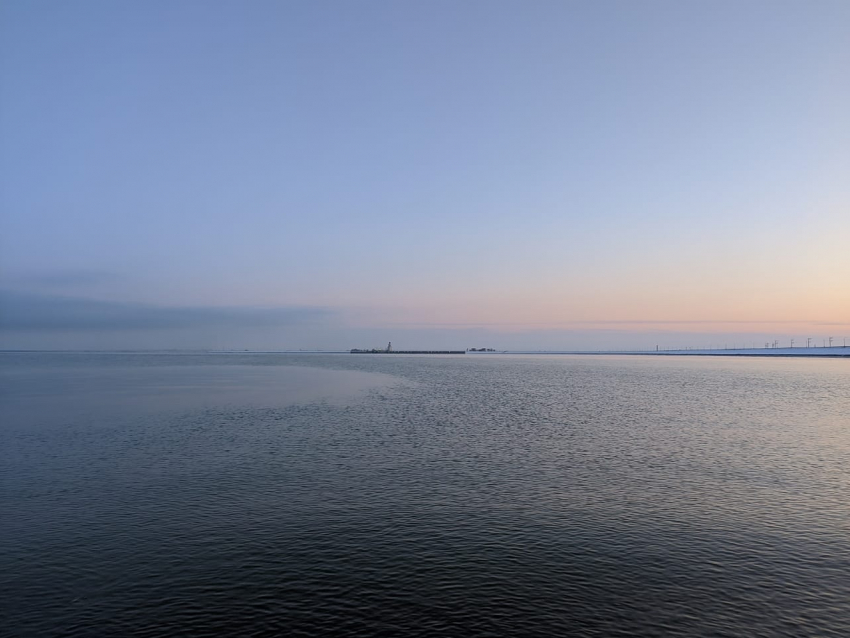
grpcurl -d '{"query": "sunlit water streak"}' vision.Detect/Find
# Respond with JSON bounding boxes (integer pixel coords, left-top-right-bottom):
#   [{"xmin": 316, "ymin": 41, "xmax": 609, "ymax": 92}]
[{"xmin": 2, "ymin": 353, "xmax": 849, "ymax": 637}]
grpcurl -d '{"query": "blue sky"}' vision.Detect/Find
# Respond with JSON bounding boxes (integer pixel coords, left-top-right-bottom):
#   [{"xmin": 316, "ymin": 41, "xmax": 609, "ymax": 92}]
[{"xmin": 1, "ymin": 1, "xmax": 848, "ymax": 350}]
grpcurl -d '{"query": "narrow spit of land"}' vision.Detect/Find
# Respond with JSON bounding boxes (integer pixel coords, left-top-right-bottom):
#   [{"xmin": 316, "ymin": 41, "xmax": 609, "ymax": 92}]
[{"xmin": 478, "ymin": 347, "xmax": 850, "ymax": 358}]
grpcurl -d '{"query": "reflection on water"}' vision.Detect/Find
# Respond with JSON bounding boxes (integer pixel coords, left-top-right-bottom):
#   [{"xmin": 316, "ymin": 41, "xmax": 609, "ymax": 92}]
[{"xmin": 2, "ymin": 353, "xmax": 849, "ymax": 637}]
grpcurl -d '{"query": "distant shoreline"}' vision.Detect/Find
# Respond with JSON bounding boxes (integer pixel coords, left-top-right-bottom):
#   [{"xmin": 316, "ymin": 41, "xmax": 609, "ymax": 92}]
[
  {"xmin": 471, "ymin": 347, "xmax": 850, "ymax": 358},
  {"xmin": 2, "ymin": 348, "xmax": 848, "ymax": 358}
]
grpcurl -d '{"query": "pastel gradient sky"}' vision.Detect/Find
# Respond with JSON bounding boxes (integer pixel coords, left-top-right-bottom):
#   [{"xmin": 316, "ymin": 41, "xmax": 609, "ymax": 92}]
[{"xmin": 1, "ymin": 1, "xmax": 848, "ymax": 350}]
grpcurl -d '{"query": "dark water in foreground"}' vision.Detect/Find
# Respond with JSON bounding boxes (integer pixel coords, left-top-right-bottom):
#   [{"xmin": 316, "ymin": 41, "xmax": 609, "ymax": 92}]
[{"xmin": 2, "ymin": 353, "xmax": 849, "ymax": 637}]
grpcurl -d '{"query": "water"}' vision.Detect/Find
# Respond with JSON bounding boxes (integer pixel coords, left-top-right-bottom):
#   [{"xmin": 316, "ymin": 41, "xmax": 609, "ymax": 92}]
[{"xmin": 2, "ymin": 353, "xmax": 849, "ymax": 637}]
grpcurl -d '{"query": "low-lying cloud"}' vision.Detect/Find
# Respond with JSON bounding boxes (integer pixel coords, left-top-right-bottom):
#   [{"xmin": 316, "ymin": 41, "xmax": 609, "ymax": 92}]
[{"xmin": 0, "ymin": 290, "xmax": 332, "ymax": 332}]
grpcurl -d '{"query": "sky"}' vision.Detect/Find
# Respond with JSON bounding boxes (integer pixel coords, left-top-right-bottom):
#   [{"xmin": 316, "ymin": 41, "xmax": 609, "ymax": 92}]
[{"xmin": 1, "ymin": 0, "xmax": 848, "ymax": 350}]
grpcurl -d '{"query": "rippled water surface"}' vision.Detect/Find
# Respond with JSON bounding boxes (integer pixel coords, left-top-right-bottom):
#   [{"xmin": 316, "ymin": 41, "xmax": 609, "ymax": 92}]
[{"xmin": 2, "ymin": 353, "xmax": 849, "ymax": 637}]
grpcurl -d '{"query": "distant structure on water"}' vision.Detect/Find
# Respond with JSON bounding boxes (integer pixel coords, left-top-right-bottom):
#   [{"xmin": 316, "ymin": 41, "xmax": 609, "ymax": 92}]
[{"xmin": 350, "ymin": 341, "xmax": 465, "ymax": 355}]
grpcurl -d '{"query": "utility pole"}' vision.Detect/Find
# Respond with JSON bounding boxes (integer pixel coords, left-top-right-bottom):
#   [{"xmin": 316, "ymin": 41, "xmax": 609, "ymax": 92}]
[
  {"xmin": 790, "ymin": 339, "xmax": 794, "ymax": 348},
  {"xmin": 807, "ymin": 337, "xmax": 812, "ymax": 348}
]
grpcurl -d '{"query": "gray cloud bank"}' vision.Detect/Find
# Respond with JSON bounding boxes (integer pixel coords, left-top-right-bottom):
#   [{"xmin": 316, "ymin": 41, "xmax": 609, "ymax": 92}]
[
  {"xmin": 0, "ymin": 290, "xmax": 331, "ymax": 332},
  {"xmin": 3, "ymin": 270, "xmax": 123, "ymax": 290}
]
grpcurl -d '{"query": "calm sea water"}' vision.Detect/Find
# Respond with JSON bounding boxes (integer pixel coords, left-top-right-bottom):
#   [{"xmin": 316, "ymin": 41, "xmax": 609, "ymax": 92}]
[{"xmin": 2, "ymin": 353, "xmax": 849, "ymax": 637}]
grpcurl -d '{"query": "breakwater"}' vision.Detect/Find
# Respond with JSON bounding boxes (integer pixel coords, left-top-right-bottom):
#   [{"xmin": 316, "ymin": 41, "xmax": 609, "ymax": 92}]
[{"xmin": 350, "ymin": 349, "xmax": 465, "ymax": 354}]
